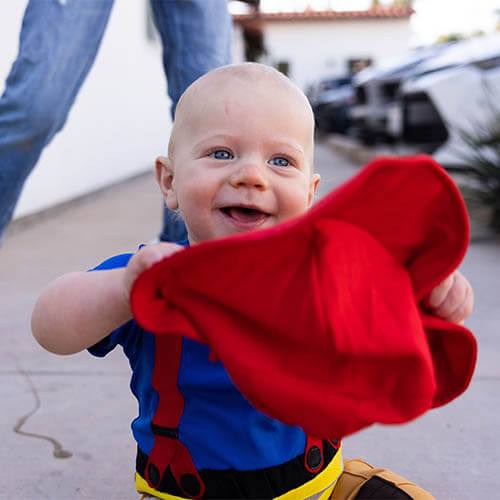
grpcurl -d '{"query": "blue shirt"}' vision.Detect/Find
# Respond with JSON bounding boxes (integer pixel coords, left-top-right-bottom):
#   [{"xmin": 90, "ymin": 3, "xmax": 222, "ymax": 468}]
[{"xmin": 88, "ymin": 250, "xmax": 307, "ymax": 472}]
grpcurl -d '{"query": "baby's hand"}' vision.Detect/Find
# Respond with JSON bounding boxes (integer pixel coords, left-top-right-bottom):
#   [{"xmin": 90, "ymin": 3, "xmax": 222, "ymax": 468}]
[
  {"xmin": 124, "ymin": 242, "xmax": 184, "ymax": 297},
  {"xmin": 424, "ymin": 270, "xmax": 474, "ymax": 325}
]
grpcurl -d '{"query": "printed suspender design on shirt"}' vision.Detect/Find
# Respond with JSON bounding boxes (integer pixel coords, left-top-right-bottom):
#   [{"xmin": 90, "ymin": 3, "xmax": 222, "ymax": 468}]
[{"xmin": 143, "ymin": 335, "xmax": 205, "ymax": 498}]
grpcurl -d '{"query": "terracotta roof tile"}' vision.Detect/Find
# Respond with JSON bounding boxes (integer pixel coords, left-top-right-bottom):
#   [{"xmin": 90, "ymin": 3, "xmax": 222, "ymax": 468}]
[{"xmin": 233, "ymin": 6, "xmax": 414, "ymax": 23}]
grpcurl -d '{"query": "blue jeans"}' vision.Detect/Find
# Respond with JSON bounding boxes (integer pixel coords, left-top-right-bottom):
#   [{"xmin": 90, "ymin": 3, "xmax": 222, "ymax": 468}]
[{"xmin": 0, "ymin": 0, "xmax": 232, "ymax": 244}]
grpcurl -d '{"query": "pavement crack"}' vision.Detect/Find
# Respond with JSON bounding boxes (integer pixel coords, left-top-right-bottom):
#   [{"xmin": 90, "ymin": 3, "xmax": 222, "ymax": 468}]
[{"xmin": 14, "ymin": 365, "xmax": 72, "ymax": 459}]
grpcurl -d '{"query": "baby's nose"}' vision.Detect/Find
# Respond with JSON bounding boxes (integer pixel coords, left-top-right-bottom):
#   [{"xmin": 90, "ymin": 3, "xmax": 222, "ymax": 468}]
[{"xmin": 230, "ymin": 162, "xmax": 269, "ymax": 190}]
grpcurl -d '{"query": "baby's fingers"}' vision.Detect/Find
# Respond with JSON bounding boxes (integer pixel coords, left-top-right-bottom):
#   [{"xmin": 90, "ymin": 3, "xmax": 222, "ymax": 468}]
[
  {"xmin": 136, "ymin": 243, "xmax": 176, "ymax": 268},
  {"xmin": 424, "ymin": 271, "xmax": 474, "ymax": 324},
  {"xmin": 125, "ymin": 243, "xmax": 183, "ymax": 293}
]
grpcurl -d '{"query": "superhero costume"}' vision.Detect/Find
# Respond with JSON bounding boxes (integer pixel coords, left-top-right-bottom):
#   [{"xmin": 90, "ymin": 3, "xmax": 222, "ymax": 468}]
[
  {"xmin": 92, "ymin": 155, "xmax": 476, "ymax": 499},
  {"xmin": 90, "ymin": 253, "xmax": 342, "ymax": 499}
]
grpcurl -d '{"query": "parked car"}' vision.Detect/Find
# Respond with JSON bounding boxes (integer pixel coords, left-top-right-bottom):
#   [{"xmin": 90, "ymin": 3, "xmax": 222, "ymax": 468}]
[
  {"xmin": 399, "ymin": 32, "xmax": 500, "ymax": 167},
  {"xmin": 306, "ymin": 75, "xmax": 352, "ymax": 104},
  {"xmin": 306, "ymin": 75, "xmax": 354, "ymax": 134},
  {"xmin": 350, "ymin": 43, "xmax": 455, "ymax": 143},
  {"xmin": 311, "ymin": 84, "xmax": 356, "ymax": 134}
]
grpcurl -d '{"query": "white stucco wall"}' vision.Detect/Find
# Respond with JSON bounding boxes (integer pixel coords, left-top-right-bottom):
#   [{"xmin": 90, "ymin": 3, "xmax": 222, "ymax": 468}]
[
  {"xmin": 232, "ymin": 23, "xmax": 246, "ymax": 64},
  {"xmin": 1, "ymin": 1, "xmax": 171, "ymax": 221},
  {"xmin": 262, "ymin": 18, "xmax": 412, "ymax": 90}
]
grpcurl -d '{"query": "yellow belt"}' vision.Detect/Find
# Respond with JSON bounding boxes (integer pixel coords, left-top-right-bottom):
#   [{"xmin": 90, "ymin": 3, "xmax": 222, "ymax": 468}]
[{"xmin": 135, "ymin": 444, "xmax": 343, "ymax": 500}]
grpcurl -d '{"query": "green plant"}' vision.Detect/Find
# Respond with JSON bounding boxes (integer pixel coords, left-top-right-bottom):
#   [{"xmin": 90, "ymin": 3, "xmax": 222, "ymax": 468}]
[{"xmin": 451, "ymin": 98, "xmax": 500, "ymax": 233}]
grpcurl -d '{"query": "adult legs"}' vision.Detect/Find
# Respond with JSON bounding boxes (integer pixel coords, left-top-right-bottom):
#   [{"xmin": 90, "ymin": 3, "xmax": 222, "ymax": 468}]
[
  {"xmin": 0, "ymin": 0, "xmax": 114, "ymax": 244},
  {"xmin": 150, "ymin": 0, "xmax": 232, "ymax": 242}
]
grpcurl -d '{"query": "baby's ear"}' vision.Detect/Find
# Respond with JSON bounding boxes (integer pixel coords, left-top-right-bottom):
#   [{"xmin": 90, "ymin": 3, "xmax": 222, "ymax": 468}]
[
  {"xmin": 308, "ymin": 172, "xmax": 321, "ymax": 207},
  {"xmin": 155, "ymin": 156, "xmax": 178, "ymax": 209}
]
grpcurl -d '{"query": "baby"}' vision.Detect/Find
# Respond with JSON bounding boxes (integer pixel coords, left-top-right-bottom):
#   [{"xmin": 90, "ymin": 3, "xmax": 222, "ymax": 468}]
[{"xmin": 32, "ymin": 63, "xmax": 473, "ymax": 500}]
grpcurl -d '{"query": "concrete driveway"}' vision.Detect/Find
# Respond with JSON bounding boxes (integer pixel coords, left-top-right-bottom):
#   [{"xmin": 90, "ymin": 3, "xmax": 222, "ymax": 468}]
[{"xmin": 1, "ymin": 141, "xmax": 498, "ymax": 499}]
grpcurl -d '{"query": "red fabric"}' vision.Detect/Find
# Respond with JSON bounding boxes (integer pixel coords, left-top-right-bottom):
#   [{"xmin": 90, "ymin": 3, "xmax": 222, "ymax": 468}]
[
  {"xmin": 145, "ymin": 335, "xmax": 205, "ymax": 497},
  {"xmin": 144, "ymin": 336, "xmax": 182, "ymax": 489},
  {"xmin": 130, "ymin": 155, "xmax": 477, "ymax": 439}
]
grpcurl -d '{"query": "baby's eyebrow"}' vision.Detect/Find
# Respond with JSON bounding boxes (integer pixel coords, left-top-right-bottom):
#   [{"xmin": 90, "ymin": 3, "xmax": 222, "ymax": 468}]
[
  {"xmin": 275, "ymin": 144, "xmax": 305, "ymax": 157},
  {"xmin": 267, "ymin": 142, "xmax": 307, "ymax": 164},
  {"xmin": 194, "ymin": 133, "xmax": 237, "ymax": 147},
  {"xmin": 190, "ymin": 134, "xmax": 237, "ymax": 155}
]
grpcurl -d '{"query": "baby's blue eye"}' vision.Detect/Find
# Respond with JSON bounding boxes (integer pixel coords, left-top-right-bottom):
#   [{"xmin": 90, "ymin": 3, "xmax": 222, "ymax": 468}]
[
  {"xmin": 210, "ymin": 150, "xmax": 232, "ymax": 160},
  {"xmin": 270, "ymin": 157, "xmax": 290, "ymax": 167}
]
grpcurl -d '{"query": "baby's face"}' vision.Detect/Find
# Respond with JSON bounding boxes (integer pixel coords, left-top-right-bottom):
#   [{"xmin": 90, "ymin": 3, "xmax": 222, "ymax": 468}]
[{"xmin": 158, "ymin": 72, "xmax": 319, "ymax": 245}]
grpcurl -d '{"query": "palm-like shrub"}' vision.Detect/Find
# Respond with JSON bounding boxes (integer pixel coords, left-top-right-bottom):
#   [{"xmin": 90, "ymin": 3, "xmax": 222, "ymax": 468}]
[
  {"xmin": 458, "ymin": 126, "xmax": 500, "ymax": 232},
  {"xmin": 446, "ymin": 87, "xmax": 500, "ymax": 233}
]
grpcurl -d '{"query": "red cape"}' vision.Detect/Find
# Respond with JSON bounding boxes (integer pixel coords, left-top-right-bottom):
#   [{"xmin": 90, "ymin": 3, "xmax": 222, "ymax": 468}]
[{"xmin": 130, "ymin": 155, "xmax": 477, "ymax": 439}]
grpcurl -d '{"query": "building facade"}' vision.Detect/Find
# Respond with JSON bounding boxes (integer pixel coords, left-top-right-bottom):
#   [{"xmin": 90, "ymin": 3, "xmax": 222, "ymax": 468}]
[{"xmin": 233, "ymin": 6, "xmax": 414, "ymax": 90}]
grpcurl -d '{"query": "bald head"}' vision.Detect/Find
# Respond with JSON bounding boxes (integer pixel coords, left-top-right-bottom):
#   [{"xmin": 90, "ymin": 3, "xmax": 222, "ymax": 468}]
[{"xmin": 168, "ymin": 63, "xmax": 315, "ymax": 162}]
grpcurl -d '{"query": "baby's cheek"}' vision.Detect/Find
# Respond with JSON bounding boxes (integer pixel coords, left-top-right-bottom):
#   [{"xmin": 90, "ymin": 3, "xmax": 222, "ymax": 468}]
[{"xmin": 280, "ymin": 188, "xmax": 311, "ymax": 220}]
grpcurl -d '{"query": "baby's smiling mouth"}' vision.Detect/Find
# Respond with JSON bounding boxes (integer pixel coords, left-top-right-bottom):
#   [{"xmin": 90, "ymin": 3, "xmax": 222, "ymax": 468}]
[{"xmin": 220, "ymin": 206, "xmax": 270, "ymax": 224}]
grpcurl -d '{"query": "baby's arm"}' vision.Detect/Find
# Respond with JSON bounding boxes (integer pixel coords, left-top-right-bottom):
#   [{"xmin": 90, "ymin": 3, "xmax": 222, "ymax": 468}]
[
  {"xmin": 425, "ymin": 269, "xmax": 473, "ymax": 324},
  {"xmin": 31, "ymin": 243, "xmax": 183, "ymax": 355}
]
